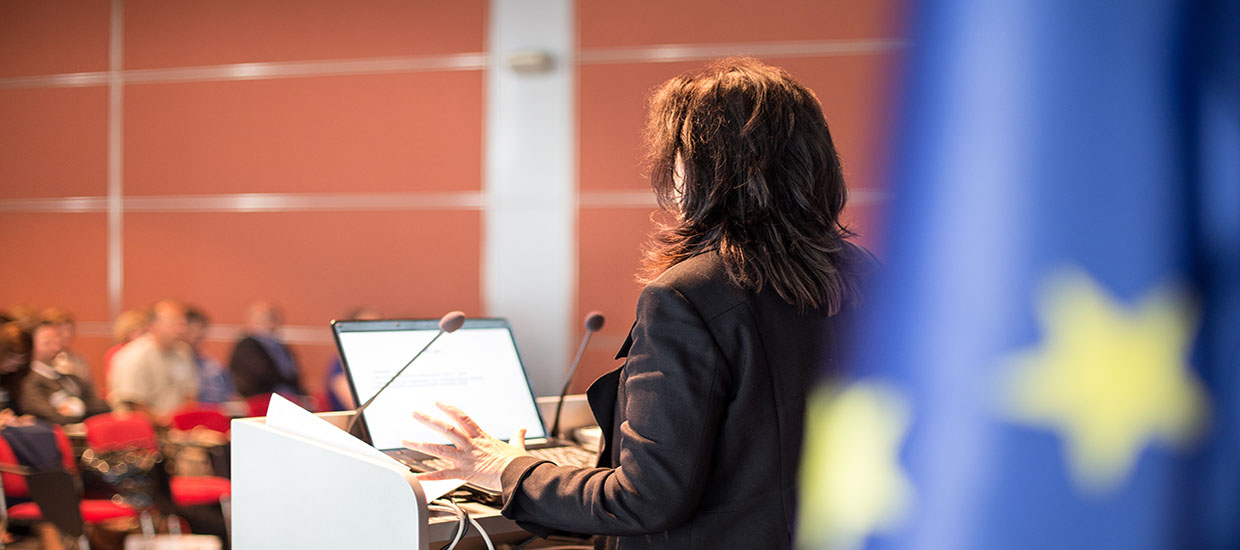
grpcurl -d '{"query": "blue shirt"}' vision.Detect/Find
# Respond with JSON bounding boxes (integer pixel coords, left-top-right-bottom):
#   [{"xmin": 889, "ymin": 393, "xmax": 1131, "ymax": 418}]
[{"xmin": 196, "ymin": 353, "xmax": 236, "ymax": 403}]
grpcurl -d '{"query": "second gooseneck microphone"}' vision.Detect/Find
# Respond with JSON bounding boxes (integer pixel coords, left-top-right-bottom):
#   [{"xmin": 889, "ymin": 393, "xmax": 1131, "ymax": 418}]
[
  {"xmin": 550, "ymin": 311, "xmax": 605, "ymax": 439},
  {"xmin": 345, "ymin": 311, "xmax": 466, "ymax": 436}
]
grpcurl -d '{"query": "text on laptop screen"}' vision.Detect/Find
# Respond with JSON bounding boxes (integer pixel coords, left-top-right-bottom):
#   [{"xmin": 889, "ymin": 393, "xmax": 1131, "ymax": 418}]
[{"xmin": 335, "ymin": 322, "xmax": 547, "ymax": 451}]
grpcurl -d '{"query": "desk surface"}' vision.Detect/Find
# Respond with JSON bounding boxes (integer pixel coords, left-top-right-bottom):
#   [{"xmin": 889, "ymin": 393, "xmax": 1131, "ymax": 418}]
[
  {"xmin": 428, "ymin": 500, "xmax": 524, "ymax": 547},
  {"xmin": 429, "ymin": 501, "xmax": 595, "ymax": 549}
]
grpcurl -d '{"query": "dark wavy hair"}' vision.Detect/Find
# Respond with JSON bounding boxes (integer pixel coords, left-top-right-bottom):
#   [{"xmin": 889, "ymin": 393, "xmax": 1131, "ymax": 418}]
[{"xmin": 641, "ymin": 58, "xmax": 859, "ymax": 313}]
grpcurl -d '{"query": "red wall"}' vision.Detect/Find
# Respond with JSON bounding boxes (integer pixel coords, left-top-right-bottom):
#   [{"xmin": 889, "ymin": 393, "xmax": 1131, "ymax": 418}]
[{"xmin": 0, "ymin": 0, "xmax": 898, "ymax": 398}]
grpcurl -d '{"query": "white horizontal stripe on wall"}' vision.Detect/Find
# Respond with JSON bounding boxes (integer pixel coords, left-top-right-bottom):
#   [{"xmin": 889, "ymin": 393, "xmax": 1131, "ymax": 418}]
[
  {"xmin": 78, "ymin": 321, "xmax": 335, "ymax": 346},
  {"xmin": 0, "ymin": 189, "xmax": 884, "ymax": 213},
  {"xmin": 0, "ymin": 39, "xmax": 901, "ymax": 91},
  {"xmin": 0, "ymin": 54, "xmax": 488, "ymax": 90},
  {"xmin": 0, "ymin": 192, "xmax": 485, "ymax": 213},
  {"xmin": 578, "ymin": 38, "xmax": 904, "ymax": 64}
]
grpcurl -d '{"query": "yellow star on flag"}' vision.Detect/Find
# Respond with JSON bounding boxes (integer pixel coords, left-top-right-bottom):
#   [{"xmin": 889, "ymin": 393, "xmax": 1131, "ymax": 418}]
[
  {"xmin": 1000, "ymin": 269, "xmax": 1208, "ymax": 494},
  {"xmin": 797, "ymin": 380, "xmax": 912, "ymax": 550}
]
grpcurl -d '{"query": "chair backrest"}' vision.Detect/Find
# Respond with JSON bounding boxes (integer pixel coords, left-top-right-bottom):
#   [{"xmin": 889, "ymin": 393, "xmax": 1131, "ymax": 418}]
[
  {"xmin": 0, "ymin": 425, "xmax": 77, "ymax": 498},
  {"xmin": 171, "ymin": 408, "xmax": 232, "ymax": 434},
  {"xmin": 83, "ymin": 412, "xmax": 159, "ymax": 452},
  {"xmin": 246, "ymin": 393, "xmax": 273, "ymax": 418},
  {"xmin": 0, "ymin": 431, "xmax": 28, "ymax": 498},
  {"xmin": 26, "ymin": 470, "xmax": 85, "ymax": 538}
]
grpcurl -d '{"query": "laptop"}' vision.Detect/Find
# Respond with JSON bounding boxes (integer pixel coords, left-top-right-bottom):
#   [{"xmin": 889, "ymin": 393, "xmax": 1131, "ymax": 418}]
[{"xmin": 331, "ymin": 317, "xmax": 597, "ymax": 495}]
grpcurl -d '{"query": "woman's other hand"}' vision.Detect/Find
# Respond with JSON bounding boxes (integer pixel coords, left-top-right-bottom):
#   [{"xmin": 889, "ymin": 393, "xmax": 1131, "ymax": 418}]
[{"xmin": 403, "ymin": 401, "xmax": 532, "ymax": 493}]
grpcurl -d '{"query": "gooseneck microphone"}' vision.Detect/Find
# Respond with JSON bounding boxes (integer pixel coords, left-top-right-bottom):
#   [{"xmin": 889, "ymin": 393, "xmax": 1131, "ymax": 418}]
[
  {"xmin": 345, "ymin": 311, "xmax": 466, "ymax": 436},
  {"xmin": 550, "ymin": 311, "xmax": 605, "ymax": 439}
]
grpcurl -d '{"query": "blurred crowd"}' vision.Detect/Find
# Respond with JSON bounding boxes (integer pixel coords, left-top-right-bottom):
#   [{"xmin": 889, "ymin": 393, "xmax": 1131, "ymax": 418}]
[
  {"xmin": 0, "ymin": 300, "xmax": 331, "ymax": 430},
  {"xmin": 0, "ymin": 299, "xmax": 351, "ymax": 548}
]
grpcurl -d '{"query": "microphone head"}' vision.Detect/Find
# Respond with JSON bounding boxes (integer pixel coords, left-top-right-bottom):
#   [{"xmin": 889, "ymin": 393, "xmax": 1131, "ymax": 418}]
[
  {"xmin": 584, "ymin": 311, "xmax": 605, "ymax": 332},
  {"xmin": 439, "ymin": 311, "xmax": 466, "ymax": 333}
]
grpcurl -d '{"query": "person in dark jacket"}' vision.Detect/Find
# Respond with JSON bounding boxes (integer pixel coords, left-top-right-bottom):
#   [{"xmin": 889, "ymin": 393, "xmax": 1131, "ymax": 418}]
[
  {"xmin": 20, "ymin": 321, "xmax": 109, "ymax": 425},
  {"xmin": 229, "ymin": 301, "xmax": 304, "ymax": 398},
  {"xmin": 405, "ymin": 58, "xmax": 870, "ymax": 550}
]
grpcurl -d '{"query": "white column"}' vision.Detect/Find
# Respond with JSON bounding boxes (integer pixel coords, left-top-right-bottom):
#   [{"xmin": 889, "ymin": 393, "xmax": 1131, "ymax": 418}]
[
  {"xmin": 485, "ymin": 0, "xmax": 576, "ymax": 397},
  {"xmin": 107, "ymin": 0, "xmax": 125, "ymax": 319}
]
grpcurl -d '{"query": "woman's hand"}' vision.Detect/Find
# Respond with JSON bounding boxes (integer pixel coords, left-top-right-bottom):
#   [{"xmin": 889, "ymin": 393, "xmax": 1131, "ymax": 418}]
[{"xmin": 403, "ymin": 402, "xmax": 532, "ymax": 493}]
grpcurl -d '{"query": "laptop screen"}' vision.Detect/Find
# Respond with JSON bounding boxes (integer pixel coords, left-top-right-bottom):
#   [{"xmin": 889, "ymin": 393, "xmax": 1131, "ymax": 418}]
[{"xmin": 332, "ymin": 318, "xmax": 548, "ymax": 451}]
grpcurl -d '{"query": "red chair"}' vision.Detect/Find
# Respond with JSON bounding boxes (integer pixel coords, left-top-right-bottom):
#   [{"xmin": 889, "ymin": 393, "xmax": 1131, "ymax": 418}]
[
  {"xmin": 0, "ymin": 425, "xmax": 139, "ymax": 546},
  {"xmin": 245, "ymin": 393, "xmax": 273, "ymax": 418},
  {"xmin": 171, "ymin": 407, "xmax": 231, "ymax": 435},
  {"xmin": 168, "ymin": 476, "xmax": 232, "ymax": 507},
  {"xmin": 0, "ymin": 423, "xmax": 75, "ymax": 496},
  {"xmin": 246, "ymin": 392, "xmax": 317, "ymax": 415},
  {"xmin": 170, "ymin": 406, "xmax": 232, "ymax": 501},
  {"xmin": 83, "ymin": 412, "xmax": 159, "ymax": 452},
  {"xmin": 82, "ymin": 413, "xmax": 231, "ymax": 509}
]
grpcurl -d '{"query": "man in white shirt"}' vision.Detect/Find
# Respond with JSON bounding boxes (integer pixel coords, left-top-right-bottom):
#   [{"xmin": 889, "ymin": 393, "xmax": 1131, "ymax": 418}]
[{"xmin": 107, "ymin": 300, "xmax": 198, "ymax": 420}]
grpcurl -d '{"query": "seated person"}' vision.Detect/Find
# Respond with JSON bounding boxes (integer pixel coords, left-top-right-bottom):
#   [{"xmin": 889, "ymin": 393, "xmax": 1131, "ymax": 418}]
[
  {"xmin": 186, "ymin": 307, "xmax": 238, "ymax": 404},
  {"xmin": 0, "ymin": 319, "xmax": 66, "ymax": 548},
  {"xmin": 42, "ymin": 307, "xmax": 92, "ymax": 383},
  {"xmin": 108, "ymin": 300, "xmax": 198, "ymax": 422},
  {"xmin": 323, "ymin": 306, "xmax": 380, "ymax": 410},
  {"xmin": 229, "ymin": 301, "xmax": 304, "ymax": 398},
  {"xmin": 19, "ymin": 321, "xmax": 109, "ymax": 425},
  {"xmin": 0, "ymin": 321, "xmax": 31, "ymax": 413}
]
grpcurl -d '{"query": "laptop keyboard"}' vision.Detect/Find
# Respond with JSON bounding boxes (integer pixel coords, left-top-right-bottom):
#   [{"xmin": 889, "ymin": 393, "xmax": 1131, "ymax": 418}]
[
  {"xmin": 402, "ymin": 445, "xmax": 597, "ymax": 472},
  {"xmin": 528, "ymin": 445, "xmax": 598, "ymax": 467}
]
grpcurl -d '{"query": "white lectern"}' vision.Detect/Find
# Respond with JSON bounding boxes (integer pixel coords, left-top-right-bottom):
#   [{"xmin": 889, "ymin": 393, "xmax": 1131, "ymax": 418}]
[
  {"xmin": 231, "ymin": 416, "xmax": 428, "ymax": 549},
  {"xmin": 230, "ymin": 395, "xmax": 595, "ymax": 549}
]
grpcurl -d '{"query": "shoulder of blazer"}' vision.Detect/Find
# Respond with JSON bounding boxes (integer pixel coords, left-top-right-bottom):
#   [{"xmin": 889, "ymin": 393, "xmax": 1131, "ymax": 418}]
[
  {"xmin": 614, "ymin": 320, "xmax": 637, "ymax": 360},
  {"xmin": 651, "ymin": 251, "xmax": 748, "ymax": 321}
]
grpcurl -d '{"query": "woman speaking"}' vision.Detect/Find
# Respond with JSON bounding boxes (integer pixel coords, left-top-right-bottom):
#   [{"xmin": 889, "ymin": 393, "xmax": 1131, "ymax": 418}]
[{"xmin": 404, "ymin": 58, "xmax": 870, "ymax": 550}]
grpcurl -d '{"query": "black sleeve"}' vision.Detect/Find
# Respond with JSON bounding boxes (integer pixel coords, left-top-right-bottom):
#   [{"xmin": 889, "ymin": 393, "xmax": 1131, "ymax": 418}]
[
  {"xmin": 499, "ymin": 281, "xmax": 729, "ymax": 535},
  {"xmin": 229, "ymin": 337, "xmax": 275, "ymax": 397}
]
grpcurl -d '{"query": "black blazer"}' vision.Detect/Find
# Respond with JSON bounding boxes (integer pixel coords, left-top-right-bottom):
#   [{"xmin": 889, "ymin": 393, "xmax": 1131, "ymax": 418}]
[
  {"xmin": 500, "ymin": 249, "xmax": 865, "ymax": 549},
  {"xmin": 228, "ymin": 336, "xmax": 303, "ymax": 398}
]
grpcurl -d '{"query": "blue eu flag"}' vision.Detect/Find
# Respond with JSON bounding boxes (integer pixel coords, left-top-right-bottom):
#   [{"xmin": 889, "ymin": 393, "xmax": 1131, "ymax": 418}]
[{"xmin": 798, "ymin": 1, "xmax": 1240, "ymax": 548}]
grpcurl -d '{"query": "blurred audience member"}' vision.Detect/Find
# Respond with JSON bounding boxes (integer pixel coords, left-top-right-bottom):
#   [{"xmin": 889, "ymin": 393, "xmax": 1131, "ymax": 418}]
[
  {"xmin": 0, "ymin": 321, "xmax": 61, "ymax": 548},
  {"xmin": 186, "ymin": 307, "xmax": 237, "ymax": 404},
  {"xmin": 0, "ymin": 322, "xmax": 32, "ymax": 412},
  {"xmin": 104, "ymin": 309, "xmax": 149, "ymax": 381},
  {"xmin": 19, "ymin": 321, "xmax": 109, "ymax": 425},
  {"xmin": 41, "ymin": 307, "xmax": 92, "ymax": 383},
  {"xmin": 323, "ymin": 306, "xmax": 381, "ymax": 410},
  {"xmin": 229, "ymin": 301, "xmax": 303, "ymax": 398},
  {"xmin": 108, "ymin": 300, "xmax": 198, "ymax": 419},
  {"xmin": 7, "ymin": 305, "xmax": 38, "ymax": 328}
]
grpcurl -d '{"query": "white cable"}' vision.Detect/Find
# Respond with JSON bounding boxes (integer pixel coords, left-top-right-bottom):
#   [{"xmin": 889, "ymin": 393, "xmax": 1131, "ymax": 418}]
[
  {"xmin": 427, "ymin": 505, "xmax": 464, "ymax": 549},
  {"xmin": 428, "ymin": 499, "xmax": 467, "ymax": 550},
  {"xmin": 430, "ymin": 498, "xmax": 495, "ymax": 550},
  {"xmin": 427, "ymin": 506, "xmax": 465, "ymax": 550},
  {"xmin": 466, "ymin": 515, "xmax": 494, "ymax": 550},
  {"xmin": 439, "ymin": 498, "xmax": 470, "ymax": 547}
]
